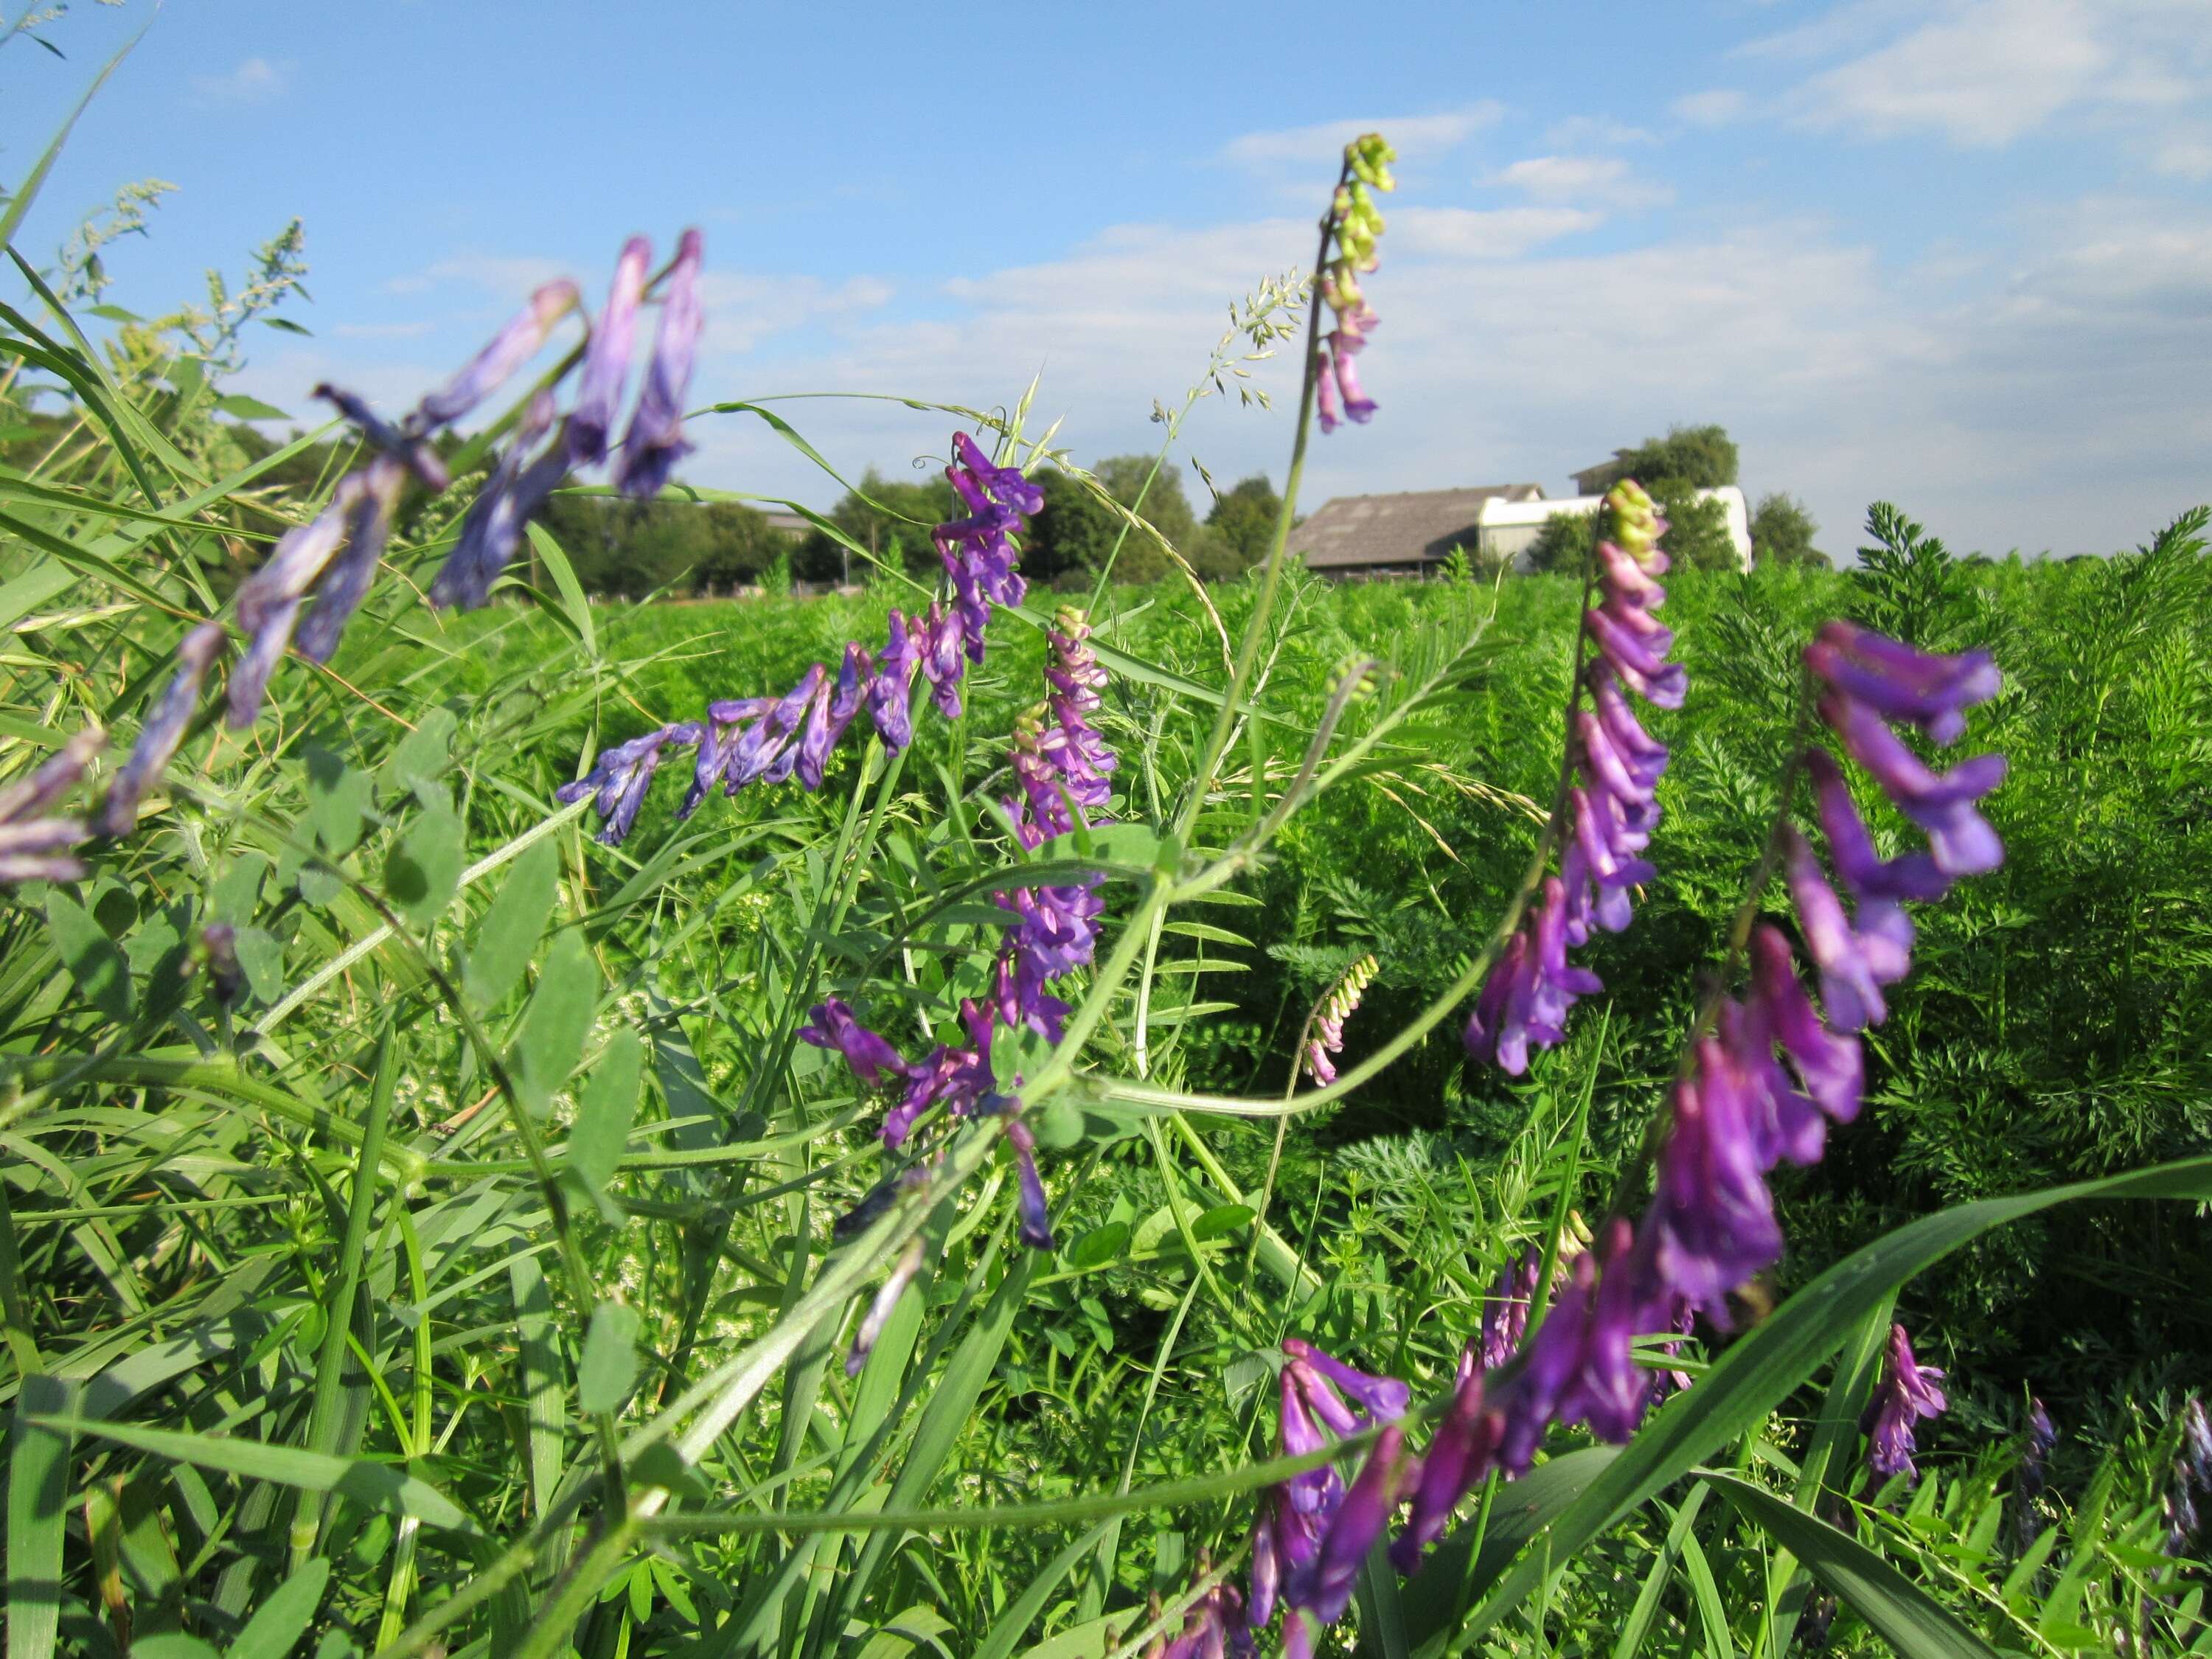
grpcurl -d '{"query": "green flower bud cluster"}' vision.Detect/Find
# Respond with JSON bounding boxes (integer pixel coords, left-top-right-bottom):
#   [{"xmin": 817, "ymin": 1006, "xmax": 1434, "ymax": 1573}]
[{"xmin": 1324, "ymin": 133, "xmax": 1397, "ymax": 318}]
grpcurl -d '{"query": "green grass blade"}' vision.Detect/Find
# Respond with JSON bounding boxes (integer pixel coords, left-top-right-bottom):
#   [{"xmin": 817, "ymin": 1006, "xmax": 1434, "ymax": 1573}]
[
  {"xmin": 42, "ymin": 1417, "xmax": 480, "ymax": 1534},
  {"xmin": 1702, "ymin": 1471, "xmax": 2003, "ymax": 1659},
  {"xmin": 1418, "ymin": 1152, "xmax": 2212, "ymax": 1658},
  {"xmin": 6, "ymin": 1374, "xmax": 77, "ymax": 1659},
  {"xmin": 973, "ymin": 1521, "xmax": 1116, "ymax": 1659},
  {"xmin": 0, "ymin": 11, "xmax": 154, "ymax": 250}
]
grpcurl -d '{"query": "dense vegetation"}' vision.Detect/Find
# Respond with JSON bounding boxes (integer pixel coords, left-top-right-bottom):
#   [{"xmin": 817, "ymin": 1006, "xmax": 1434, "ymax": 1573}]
[{"xmin": 4, "ymin": 33, "xmax": 2211, "ymax": 1659}]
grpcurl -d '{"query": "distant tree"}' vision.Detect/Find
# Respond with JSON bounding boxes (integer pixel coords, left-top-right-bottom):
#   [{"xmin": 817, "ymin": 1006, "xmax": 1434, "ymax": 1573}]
[
  {"xmin": 1204, "ymin": 473, "xmax": 1282, "ymax": 570},
  {"xmin": 797, "ymin": 467, "xmax": 956, "ymax": 582},
  {"xmin": 1651, "ymin": 479, "xmax": 1740, "ymax": 571},
  {"xmin": 1607, "ymin": 423, "xmax": 1739, "ymax": 491},
  {"xmin": 1750, "ymin": 491, "xmax": 1829, "ymax": 568},
  {"xmin": 1029, "ymin": 456, "xmax": 1200, "ymax": 585},
  {"xmin": 1526, "ymin": 507, "xmax": 1599, "ymax": 574}
]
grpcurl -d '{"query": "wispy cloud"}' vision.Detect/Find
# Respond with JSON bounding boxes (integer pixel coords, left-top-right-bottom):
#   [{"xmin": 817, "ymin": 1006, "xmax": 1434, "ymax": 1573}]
[
  {"xmin": 1669, "ymin": 89, "xmax": 1749, "ymax": 128},
  {"xmin": 1781, "ymin": 0, "xmax": 2204, "ymax": 146},
  {"xmin": 189, "ymin": 56, "xmax": 293, "ymax": 108},
  {"xmin": 333, "ymin": 321, "xmax": 437, "ymax": 341},
  {"xmin": 1484, "ymin": 156, "xmax": 1670, "ymax": 210},
  {"xmin": 1221, "ymin": 104, "xmax": 1504, "ymax": 171}
]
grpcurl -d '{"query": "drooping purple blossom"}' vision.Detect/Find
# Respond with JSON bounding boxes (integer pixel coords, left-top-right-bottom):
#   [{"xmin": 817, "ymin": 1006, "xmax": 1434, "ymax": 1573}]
[
  {"xmin": 1804, "ymin": 620, "xmax": 1998, "ymax": 746},
  {"xmin": 614, "ymin": 229, "xmax": 703, "ymax": 499},
  {"xmin": 1282, "ymin": 1427, "xmax": 1406, "ymax": 1659},
  {"xmin": 195, "ymin": 921, "xmax": 246, "ymax": 1007},
  {"xmin": 1245, "ymin": 618, "xmax": 2005, "ymax": 1653},
  {"xmin": 1469, "ymin": 480, "xmax": 1681, "ymax": 1073},
  {"xmin": 294, "ymin": 459, "xmax": 407, "ymax": 663},
  {"xmin": 554, "ymin": 722, "xmax": 704, "ymax": 846},
  {"xmin": 0, "ymin": 728, "xmax": 105, "ymax": 883},
  {"xmin": 1819, "ymin": 691, "xmax": 2006, "ymax": 878},
  {"xmin": 428, "ymin": 392, "xmax": 569, "ymax": 612},
  {"xmin": 1006, "ymin": 1115, "xmax": 1055, "ymax": 1250},
  {"xmin": 568, "ymin": 234, "xmax": 651, "ymax": 467},
  {"xmin": 415, "ymin": 280, "xmax": 581, "ymax": 428},
  {"xmin": 1305, "ymin": 953, "xmax": 1376, "ymax": 1086},
  {"xmin": 797, "ymin": 997, "xmax": 906, "ymax": 1088},
  {"xmin": 1313, "ymin": 137, "xmax": 1394, "ymax": 439},
  {"xmin": 1863, "ymin": 1323, "xmax": 1947, "ymax": 1481},
  {"xmin": 846, "ymin": 1238, "xmax": 923, "ymax": 1378},
  {"xmin": 570, "ymin": 433, "xmax": 1041, "ymax": 846},
  {"xmin": 102, "ymin": 623, "xmax": 224, "ymax": 834}
]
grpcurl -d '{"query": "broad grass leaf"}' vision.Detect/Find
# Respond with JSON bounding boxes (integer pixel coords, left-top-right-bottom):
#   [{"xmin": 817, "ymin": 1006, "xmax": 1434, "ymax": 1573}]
[
  {"xmin": 973, "ymin": 1522, "xmax": 1115, "ymax": 1659},
  {"xmin": 510, "ymin": 929, "xmax": 597, "ymax": 1114},
  {"xmin": 229, "ymin": 1557, "xmax": 330, "ymax": 1659},
  {"xmin": 383, "ymin": 798, "xmax": 465, "ymax": 928},
  {"xmin": 577, "ymin": 1301, "xmax": 642, "ymax": 1415},
  {"xmin": 44, "ymin": 890, "xmax": 131, "ymax": 1023},
  {"xmin": 465, "ymin": 838, "xmax": 559, "ymax": 1010},
  {"xmin": 1703, "ymin": 1471, "xmax": 2002, "ymax": 1659},
  {"xmin": 45, "ymin": 1416, "xmax": 477, "ymax": 1534},
  {"xmin": 7, "ymin": 1376, "xmax": 76, "ymax": 1659},
  {"xmin": 526, "ymin": 521, "xmax": 597, "ymax": 658},
  {"xmin": 1413, "ymin": 1154, "xmax": 2212, "ymax": 1658},
  {"xmin": 563, "ymin": 1026, "xmax": 641, "ymax": 1217},
  {"xmin": 302, "ymin": 745, "xmax": 371, "ymax": 855},
  {"xmin": 386, "ymin": 707, "xmax": 459, "ymax": 793}
]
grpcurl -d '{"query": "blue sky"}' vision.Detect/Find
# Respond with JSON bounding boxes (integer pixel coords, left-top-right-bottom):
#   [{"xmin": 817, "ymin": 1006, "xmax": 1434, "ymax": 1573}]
[{"xmin": 10, "ymin": 0, "xmax": 2211, "ymax": 556}]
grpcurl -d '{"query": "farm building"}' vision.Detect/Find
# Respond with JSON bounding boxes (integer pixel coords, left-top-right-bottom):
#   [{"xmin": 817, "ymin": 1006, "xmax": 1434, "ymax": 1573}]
[
  {"xmin": 1476, "ymin": 485, "xmax": 1752, "ymax": 571},
  {"xmin": 1291, "ymin": 484, "xmax": 1546, "ymax": 580}
]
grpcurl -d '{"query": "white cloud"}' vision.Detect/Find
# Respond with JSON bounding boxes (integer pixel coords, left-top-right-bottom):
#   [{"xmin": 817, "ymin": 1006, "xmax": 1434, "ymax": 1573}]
[
  {"xmin": 696, "ymin": 272, "xmax": 895, "ymax": 352},
  {"xmin": 1788, "ymin": 0, "xmax": 2203, "ymax": 146},
  {"xmin": 333, "ymin": 321, "xmax": 436, "ymax": 341},
  {"xmin": 2151, "ymin": 128, "xmax": 2212, "ymax": 179},
  {"xmin": 1484, "ymin": 156, "xmax": 1669, "ymax": 211},
  {"xmin": 1221, "ymin": 104, "xmax": 1504, "ymax": 170},
  {"xmin": 189, "ymin": 57, "xmax": 292, "ymax": 107},
  {"xmin": 1393, "ymin": 206, "xmax": 1605, "ymax": 258},
  {"xmin": 1545, "ymin": 115, "xmax": 1658, "ymax": 147},
  {"xmin": 1669, "ymin": 89, "xmax": 1749, "ymax": 127},
  {"xmin": 383, "ymin": 253, "xmax": 572, "ymax": 299}
]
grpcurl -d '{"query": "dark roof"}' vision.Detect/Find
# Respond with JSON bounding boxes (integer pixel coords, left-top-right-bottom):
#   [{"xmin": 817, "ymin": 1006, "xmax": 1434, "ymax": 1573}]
[
  {"xmin": 1293, "ymin": 484, "xmax": 1545, "ymax": 571},
  {"xmin": 1570, "ymin": 455, "xmax": 1627, "ymax": 491}
]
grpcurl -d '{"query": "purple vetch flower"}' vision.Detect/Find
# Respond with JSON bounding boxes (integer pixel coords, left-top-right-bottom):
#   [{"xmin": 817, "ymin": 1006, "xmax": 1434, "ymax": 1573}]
[
  {"xmin": 1639, "ymin": 1064, "xmax": 1783, "ymax": 1317},
  {"xmin": 1283, "ymin": 1428, "xmax": 1408, "ymax": 1658},
  {"xmin": 936, "ymin": 431, "xmax": 1034, "ymax": 660},
  {"xmin": 2183, "ymin": 1398, "xmax": 2212, "ymax": 1492},
  {"xmin": 1392, "ymin": 1372, "xmax": 1498, "ymax": 1571},
  {"xmin": 1159, "ymin": 1579, "xmax": 1248, "ymax": 1659},
  {"xmin": 1315, "ymin": 352, "xmax": 1343, "ymax": 435},
  {"xmin": 614, "ymin": 228, "xmax": 703, "ymax": 499},
  {"xmin": 1305, "ymin": 953, "xmax": 1377, "ymax": 1086},
  {"xmin": 1004, "ymin": 1115, "xmax": 1054, "ymax": 1249},
  {"xmin": 1747, "ymin": 923, "xmax": 1863, "ymax": 1126},
  {"xmin": 1805, "ymin": 621, "xmax": 1998, "ymax": 747},
  {"xmin": 1584, "ymin": 603, "xmax": 1687, "ymax": 710},
  {"xmin": 918, "ymin": 601, "xmax": 966, "ymax": 719},
  {"xmin": 414, "ymin": 280, "xmax": 581, "ymax": 428},
  {"xmin": 1478, "ymin": 1248, "xmax": 1545, "ymax": 1374},
  {"xmin": 1559, "ymin": 1220, "xmax": 1664, "ymax": 1443},
  {"xmin": 869, "ymin": 609, "xmax": 922, "ymax": 754},
  {"xmin": 195, "ymin": 921, "xmax": 246, "ymax": 1006},
  {"xmin": 0, "ymin": 728, "xmax": 105, "ymax": 883},
  {"xmin": 798, "ymin": 997, "xmax": 907, "ymax": 1089},
  {"xmin": 295, "ymin": 457, "xmax": 407, "ymax": 663},
  {"xmin": 1819, "ymin": 691, "xmax": 2006, "ymax": 878},
  {"xmin": 428, "ymin": 392, "xmax": 569, "ymax": 612},
  {"xmin": 1284, "ymin": 1338, "xmax": 1411, "ymax": 1425},
  {"xmin": 1312, "ymin": 137, "xmax": 1394, "ymax": 443},
  {"xmin": 1329, "ymin": 335, "xmax": 1377, "ymax": 425},
  {"xmin": 102, "ymin": 622, "xmax": 224, "ymax": 835},
  {"xmin": 1783, "ymin": 827, "xmax": 1912, "ymax": 1032},
  {"xmin": 1716, "ymin": 998, "xmax": 1829, "ymax": 1172},
  {"xmin": 678, "ymin": 695, "xmax": 770, "ymax": 818},
  {"xmin": 567, "ymin": 234, "xmax": 651, "ymax": 467},
  {"xmin": 1804, "ymin": 748, "xmax": 1949, "ymax": 904},
  {"xmin": 1863, "ymin": 1323, "xmax": 1947, "ymax": 1481},
  {"xmin": 846, "ymin": 1237, "xmax": 923, "ymax": 1377},
  {"xmin": 555, "ymin": 722, "xmax": 703, "ymax": 846},
  {"xmin": 310, "ymin": 383, "xmax": 449, "ymax": 490},
  {"xmin": 2021, "ymin": 1397, "xmax": 2056, "ymax": 1507}
]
